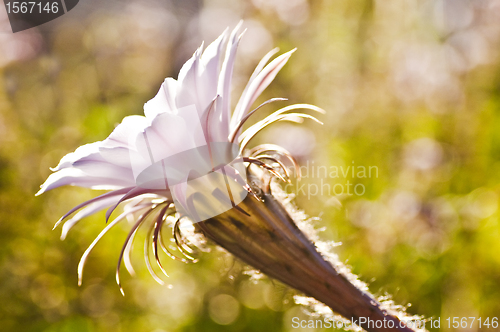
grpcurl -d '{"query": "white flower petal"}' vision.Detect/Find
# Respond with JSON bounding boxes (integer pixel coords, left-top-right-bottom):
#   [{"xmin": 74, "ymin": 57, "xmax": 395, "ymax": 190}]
[
  {"xmin": 197, "ymin": 30, "xmax": 227, "ymax": 111},
  {"xmin": 101, "ymin": 115, "xmax": 149, "ymax": 150},
  {"xmin": 144, "ymin": 78, "xmax": 178, "ymax": 120},
  {"xmin": 139, "ymin": 112, "xmax": 190, "ymax": 161},
  {"xmin": 96, "ymin": 115, "xmax": 151, "ymax": 169},
  {"xmin": 36, "ymin": 168, "xmax": 131, "ymax": 195},
  {"xmin": 175, "ymin": 46, "xmax": 203, "ymax": 114},
  {"xmin": 231, "ymin": 49, "xmax": 296, "ymax": 129},
  {"xmin": 51, "ymin": 142, "xmax": 102, "ymax": 171},
  {"xmin": 248, "ymin": 48, "xmax": 280, "ymax": 83},
  {"xmin": 98, "ymin": 146, "xmax": 133, "ymax": 169},
  {"xmin": 72, "ymin": 158, "xmax": 135, "ymax": 183},
  {"xmin": 217, "ymin": 22, "xmax": 244, "ymax": 140}
]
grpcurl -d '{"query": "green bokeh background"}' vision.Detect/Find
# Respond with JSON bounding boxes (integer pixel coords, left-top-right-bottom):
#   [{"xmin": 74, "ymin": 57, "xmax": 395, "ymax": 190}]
[{"xmin": 1, "ymin": 0, "xmax": 499, "ymax": 331}]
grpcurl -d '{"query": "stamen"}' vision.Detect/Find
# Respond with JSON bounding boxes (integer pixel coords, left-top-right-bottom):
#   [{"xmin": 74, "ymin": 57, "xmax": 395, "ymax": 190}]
[
  {"xmin": 155, "ymin": 209, "xmax": 192, "ymax": 263},
  {"xmin": 123, "ymin": 231, "xmax": 136, "ymax": 277},
  {"xmin": 255, "ymin": 155, "xmax": 291, "ymax": 183},
  {"xmin": 77, "ymin": 204, "xmax": 150, "ymax": 288},
  {"xmin": 239, "ymin": 104, "xmax": 324, "ymax": 143},
  {"xmin": 239, "ymin": 106, "xmax": 324, "ymax": 153},
  {"xmin": 229, "ymin": 98, "xmax": 287, "ymax": 143},
  {"xmin": 249, "ymin": 144, "xmax": 301, "ymax": 180},
  {"xmin": 150, "ymin": 205, "xmax": 170, "ymax": 279},
  {"xmin": 242, "ymin": 157, "xmax": 288, "ymax": 183},
  {"xmin": 202, "ymin": 96, "xmax": 219, "ymax": 170},
  {"xmin": 115, "ymin": 205, "xmax": 161, "ymax": 295},
  {"xmin": 53, "ymin": 187, "xmax": 134, "ymax": 230},
  {"xmin": 172, "ymin": 218, "xmax": 198, "ymax": 261}
]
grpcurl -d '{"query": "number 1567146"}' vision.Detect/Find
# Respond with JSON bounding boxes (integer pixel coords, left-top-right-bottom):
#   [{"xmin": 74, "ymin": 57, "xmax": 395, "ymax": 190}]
[
  {"xmin": 446, "ymin": 317, "xmax": 498, "ymax": 329},
  {"xmin": 5, "ymin": 2, "xmax": 59, "ymax": 14}
]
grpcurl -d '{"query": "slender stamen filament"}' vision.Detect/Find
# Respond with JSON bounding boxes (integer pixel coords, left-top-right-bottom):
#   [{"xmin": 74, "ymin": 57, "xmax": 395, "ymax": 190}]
[{"xmin": 229, "ymin": 98, "xmax": 287, "ymax": 143}]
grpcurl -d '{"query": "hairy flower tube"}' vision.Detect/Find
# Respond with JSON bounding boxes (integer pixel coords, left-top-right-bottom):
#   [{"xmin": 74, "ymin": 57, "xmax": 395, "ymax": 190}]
[{"xmin": 38, "ymin": 23, "xmax": 423, "ymax": 332}]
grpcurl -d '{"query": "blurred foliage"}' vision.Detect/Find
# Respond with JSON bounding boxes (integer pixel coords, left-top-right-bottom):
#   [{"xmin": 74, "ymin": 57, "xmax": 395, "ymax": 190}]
[{"xmin": 1, "ymin": 0, "xmax": 500, "ymax": 331}]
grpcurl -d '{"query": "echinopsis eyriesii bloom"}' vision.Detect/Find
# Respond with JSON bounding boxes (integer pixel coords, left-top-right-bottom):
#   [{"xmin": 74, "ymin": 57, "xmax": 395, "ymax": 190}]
[{"xmin": 38, "ymin": 23, "xmax": 425, "ymax": 332}]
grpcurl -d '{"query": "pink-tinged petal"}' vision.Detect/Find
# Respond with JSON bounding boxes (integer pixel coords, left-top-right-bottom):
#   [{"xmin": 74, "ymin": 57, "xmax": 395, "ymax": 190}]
[
  {"xmin": 248, "ymin": 48, "xmax": 280, "ymax": 82},
  {"xmin": 72, "ymin": 158, "xmax": 135, "ymax": 184},
  {"xmin": 175, "ymin": 45, "xmax": 203, "ymax": 114},
  {"xmin": 197, "ymin": 30, "xmax": 227, "ymax": 110},
  {"xmin": 133, "ymin": 108, "xmax": 207, "ymax": 175},
  {"xmin": 138, "ymin": 112, "xmax": 190, "ymax": 162},
  {"xmin": 98, "ymin": 115, "xmax": 150, "ymax": 169},
  {"xmin": 60, "ymin": 195, "xmax": 123, "ymax": 240},
  {"xmin": 36, "ymin": 168, "xmax": 132, "ymax": 196},
  {"xmin": 231, "ymin": 49, "xmax": 296, "ymax": 129},
  {"xmin": 200, "ymin": 95, "xmax": 220, "ymax": 143},
  {"xmin": 101, "ymin": 115, "xmax": 149, "ymax": 150},
  {"xmin": 51, "ymin": 142, "xmax": 102, "ymax": 171},
  {"xmin": 230, "ymin": 48, "xmax": 279, "ymax": 129},
  {"xmin": 98, "ymin": 146, "xmax": 133, "ymax": 169},
  {"xmin": 144, "ymin": 78, "xmax": 178, "ymax": 120},
  {"xmin": 217, "ymin": 22, "xmax": 244, "ymax": 140}
]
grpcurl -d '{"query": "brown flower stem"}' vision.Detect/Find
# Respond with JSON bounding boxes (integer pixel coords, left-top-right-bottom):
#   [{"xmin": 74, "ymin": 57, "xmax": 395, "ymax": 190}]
[{"xmin": 196, "ymin": 193, "xmax": 417, "ymax": 332}]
